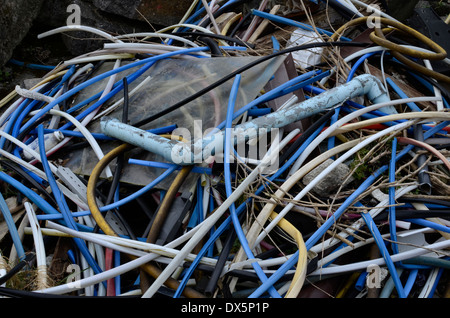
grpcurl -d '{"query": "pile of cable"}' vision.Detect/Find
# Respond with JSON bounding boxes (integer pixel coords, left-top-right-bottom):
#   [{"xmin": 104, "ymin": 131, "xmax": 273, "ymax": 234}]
[{"xmin": 0, "ymin": 0, "xmax": 449, "ymax": 299}]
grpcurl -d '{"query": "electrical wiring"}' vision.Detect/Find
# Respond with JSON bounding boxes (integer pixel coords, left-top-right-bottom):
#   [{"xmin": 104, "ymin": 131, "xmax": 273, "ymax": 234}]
[
  {"xmin": 1, "ymin": 2, "xmax": 449, "ymax": 299},
  {"xmin": 255, "ymin": 121, "xmax": 415, "ymax": 248},
  {"xmin": 28, "ymin": 108, "xmax": 113, "ymax": 177},
  {"xmin": 287, "ymin": 96, "xmax": 442, "ymax": 177},
  {"xmin": 212, "ymin": 74, "xmax": 280, "ymax": 298},
  {"xmin": 37, "ymin": 124, "xmax": 105, "ymax": 279},
  {"xmin": 19, "ymin": 46, "xmax": 210, "ymax": 136},
  {"xmin": 85, "ymin": 142, "xmax": 206, "ymax": 298},
  {"xmin": 309, "ymin": 238, "xmax": 450, "ymax": 276},
  {"xmin": 170, "ymin": 126, "xmax": 304, "ymax": 297},
  {"xmin": 140, "ymin": 118, "xmax": 302, "ymax": 298},
  {"xmin": 37, "ymin": 25, "xmax": 124, "ymax": 43},
  {"xmin": 397, "ymin": 136, "xmax": 450, "ymax": 170}
]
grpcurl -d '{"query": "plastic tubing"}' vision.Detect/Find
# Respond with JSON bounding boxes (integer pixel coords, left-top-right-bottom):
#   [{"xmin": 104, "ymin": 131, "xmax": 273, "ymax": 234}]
[
  {"xmin": 360, "ymin": 211, "xmax": 406, "ymax": 298},
  {"xmin": 102, "ymin": 74, "xmax": 391, "ymax": 165},
  {"xmin": 140, "ymin": 122, "xmax": 300, "ymax": 298},
  {"xmin": 248, "ymin": 120, "xmax": 449, "ymax": 297},
  {"xmin": 386, "ymin": 78, "xmax": 422, "ymax": 112},
  {"xmin": 174, "ymin": 126, "xmax": 309, "ymax": 296},
  {"xmin": 287, "ymin": 96, "xmax": 442, "ymax": 177},
  {"xmin": 38, "ymin": 25, "xmax": 124, "ymax": 43},
  {"xmin": 405, "ymin": 219, "xmax": 450, "ymax": 234},
  {"xmin": 389, "ymin": 138, "xmax": 400, "ymax": 254},
  {"xmin": 255, "ymin": 120, "xmax": 414, "ymax": 248},
  {"xmin": 29, "ymin": 109, "xmax": 113, "ymax": 178}
]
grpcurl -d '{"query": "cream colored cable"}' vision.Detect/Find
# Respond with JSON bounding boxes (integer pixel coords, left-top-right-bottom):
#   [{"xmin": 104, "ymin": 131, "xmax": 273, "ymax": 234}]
[{"xmin": 331, "ymin": 111, "xmax": 450, "ymax": 135}]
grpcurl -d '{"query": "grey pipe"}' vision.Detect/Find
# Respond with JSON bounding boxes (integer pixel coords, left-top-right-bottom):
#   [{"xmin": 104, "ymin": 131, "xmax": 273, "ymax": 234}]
[{"xmin": 101, "ymin": 74, "xmax": 391, "ymax": 165}]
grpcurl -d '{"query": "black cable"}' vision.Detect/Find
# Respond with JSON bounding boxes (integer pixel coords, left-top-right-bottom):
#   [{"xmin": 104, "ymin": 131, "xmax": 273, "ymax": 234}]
[
  {"xmin": 0, "ymin": 252, "xmax": 36, "ymax": 286},
  {"xmin": 229, "ymin": 11, "xmax": 252, "ymax": 38},
  {"xmin": 199, "ymin": 36, "xmax": 223, "ymax": 57},
  {"xmin": 413, "ymin": 124, "xmax": 432, "ymax": 194},
  {"xmin": 373, "ymin": 209, "xmax": 450, "ymax": 222},
  {"xmin": 204, "ymin": 223, "xmax": 238, "ymax": 296},
  {"xmin": 398, "ymin": 197, "xmax": 450, "ymax": 208},
  {"xmin": 132, "ymin": 41, "xmax": 370, "ymax": 128},
  {"xmin": 102, "ymin": 77, "xmax": 137, "ymax": 240}
]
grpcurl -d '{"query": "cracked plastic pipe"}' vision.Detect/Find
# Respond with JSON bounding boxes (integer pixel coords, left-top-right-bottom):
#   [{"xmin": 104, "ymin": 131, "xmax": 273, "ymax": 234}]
[{"xmin": 101, "ymin": 74, "xmax": 392, "ymax": 165}]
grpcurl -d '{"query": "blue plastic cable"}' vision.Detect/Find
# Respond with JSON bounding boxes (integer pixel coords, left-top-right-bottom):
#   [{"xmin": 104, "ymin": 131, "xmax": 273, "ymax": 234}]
[
  {"xmin": 171, "ymin": 109, "xmax": 328, "ymax": 298},
  {"xmin": 389, "ymin": 138, "xmax": 399, "ymax": 254},
  {"xmin": 360, "ymin": 211, "xmax": 406, "ymax": 298},
  {"xmin": 174, "ymin": 75, "xmax": 281, "ymax": 298}
]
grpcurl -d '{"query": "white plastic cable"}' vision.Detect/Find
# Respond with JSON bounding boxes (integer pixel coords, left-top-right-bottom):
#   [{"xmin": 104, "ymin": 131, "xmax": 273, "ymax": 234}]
[
  {"xmin": 30, "ymin": 108, "xmax": 113, "ymax": 178},
  {"xmin": 115, "ymin": 32, "xmax": 200, "ymax": 48},
  {"xmin": 24, "ymin": 202, "xmax": 48, "ymax": 289},
  {"xmin": 38, "ymin": 25, "xmax": 124, "ymax": 43}
]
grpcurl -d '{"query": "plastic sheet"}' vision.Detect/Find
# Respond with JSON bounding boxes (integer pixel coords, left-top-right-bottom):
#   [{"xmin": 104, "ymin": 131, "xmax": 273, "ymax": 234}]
[{"xmin": 64, "ymin": 56, "xmax": 285, "ymax": 189}]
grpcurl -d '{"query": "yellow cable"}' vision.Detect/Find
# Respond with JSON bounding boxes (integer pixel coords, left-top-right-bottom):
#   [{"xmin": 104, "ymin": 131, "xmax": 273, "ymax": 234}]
[
  {"xmin": 335, "ymin": 271, "xmax": 360, "ymax": 298},
  {"xmin": 329, "ymin": 16, "xmax": 450, "ymax": 83},
  {"xmin": 86, "ymin": 142, "xmax": 205, "ymax": 298},
  {"xmin": 268, "ymin": 211, "xmax": 308, "ymax": 298},
  {"xmin": 221, "ymin": 13, "xmax": 243, "ymax": 36}
]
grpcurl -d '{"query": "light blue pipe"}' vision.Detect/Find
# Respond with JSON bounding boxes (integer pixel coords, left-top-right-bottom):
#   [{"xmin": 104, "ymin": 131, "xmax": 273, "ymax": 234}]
[{"xmin": 101, "ymin": 74, "xmax": 391, "ymax": 165}]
